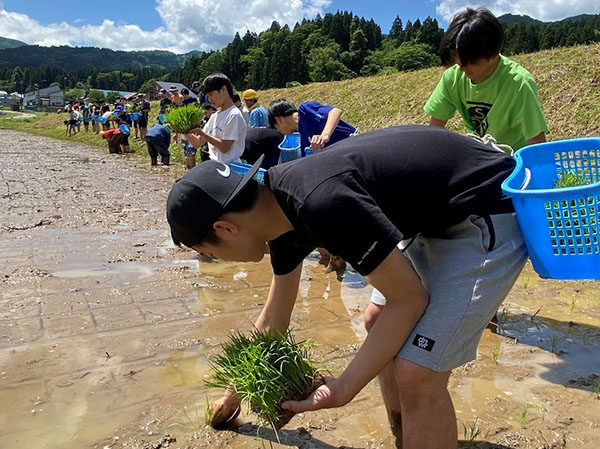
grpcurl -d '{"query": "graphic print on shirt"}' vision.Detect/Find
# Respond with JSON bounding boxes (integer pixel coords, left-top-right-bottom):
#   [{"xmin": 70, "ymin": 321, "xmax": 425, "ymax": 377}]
[{"xmin": 466, "ymin": 100, "xmax": 492, "ymax": 136}]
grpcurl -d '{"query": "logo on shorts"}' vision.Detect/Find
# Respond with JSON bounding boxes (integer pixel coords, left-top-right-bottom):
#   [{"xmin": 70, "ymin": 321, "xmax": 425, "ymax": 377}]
[{"xmin": 412, "ymin": 334, "xmax": 435, "ymax": 352}]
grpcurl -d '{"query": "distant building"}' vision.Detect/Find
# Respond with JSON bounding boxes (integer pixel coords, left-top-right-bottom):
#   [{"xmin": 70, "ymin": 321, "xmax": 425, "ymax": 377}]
[
  {"xmin": 95, "ymin": 89, "xmax": 136, "ymax": 100},
  {"xmin": 23, "ymin": 85, "xmax": 64, "ymax": 107},
  {"xmin": 152, "ymin": 81, "xmax": 196, "ymax": 100}
]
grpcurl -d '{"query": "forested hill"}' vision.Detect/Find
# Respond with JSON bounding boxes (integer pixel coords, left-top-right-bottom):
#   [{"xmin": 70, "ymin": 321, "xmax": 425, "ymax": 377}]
[
  {"xmin": 0, "ymin": 45, "xmax": 193, "ymax": 69},
  {"xmin": 0, "ymin": 36, "xmax": 27, "ymax": 49}
]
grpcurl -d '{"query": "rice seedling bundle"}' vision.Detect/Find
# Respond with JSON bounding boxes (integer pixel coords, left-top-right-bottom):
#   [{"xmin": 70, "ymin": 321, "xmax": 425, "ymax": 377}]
[
  {"xmin": 553, "ymin": 171, "xmax": 591, "ymax": 188},
  {"xmin": 206, "ymin": 329, "xmax": 325, "ymax": 430},
  {"xmin": 164, "ymin": 104, "xmax": 204, "ymax": 133}
]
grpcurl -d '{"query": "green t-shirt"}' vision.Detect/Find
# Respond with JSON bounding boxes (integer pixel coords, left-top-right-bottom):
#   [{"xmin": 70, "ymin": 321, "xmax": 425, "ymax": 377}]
[{"xmin": 424, "ymin": 55, "xmax": 548, "ymax": 150}]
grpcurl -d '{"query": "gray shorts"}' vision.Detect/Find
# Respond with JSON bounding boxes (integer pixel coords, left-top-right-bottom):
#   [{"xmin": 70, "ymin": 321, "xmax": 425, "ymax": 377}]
[{"xmin": 370, "ymin": 213, "xmax": 527, "ymax": 372}]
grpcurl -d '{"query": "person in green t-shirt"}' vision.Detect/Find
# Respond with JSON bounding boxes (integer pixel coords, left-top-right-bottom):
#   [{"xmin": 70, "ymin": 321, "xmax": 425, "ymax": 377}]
[{"xmin": 424, "ymin": 8, "xmax": 548, "ymax": 152}]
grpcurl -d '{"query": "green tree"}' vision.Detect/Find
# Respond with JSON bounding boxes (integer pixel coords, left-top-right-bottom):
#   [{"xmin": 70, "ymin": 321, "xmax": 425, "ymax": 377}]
[
  {"xmin": 390, "ymin": 42, "xmax": 438, "ymax": 71},
  {"xmin": 65, "ymin": 88, "xmax": 85, "ymax": 101},
  {"xmin": 389, "ymin": 15, "xmax": 404, "ymax": 41},
  {"xmin": 139, "ymin": 78, "xmax": 156, "ymax": 94},
  {"xmin": 87, "ymin": 89, "xmax": 105, "ymax": 102},
  {"xmin": 307, "ymin": 43, "xmax": 355, "ymax": 82}
]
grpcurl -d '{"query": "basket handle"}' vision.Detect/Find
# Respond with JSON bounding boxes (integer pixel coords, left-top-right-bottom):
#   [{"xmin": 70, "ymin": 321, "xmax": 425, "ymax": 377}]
[{"xmin": 520, "ymin": 168, "xmax": 532, "ymax": 190}]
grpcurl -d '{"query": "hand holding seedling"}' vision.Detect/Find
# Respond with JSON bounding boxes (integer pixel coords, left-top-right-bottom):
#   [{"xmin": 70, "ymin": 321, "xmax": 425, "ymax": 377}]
[
  {"xmin": 281, "ymin": 376, "xmax": 342, "ymax": 413},
  {"xmin": 206, "ymin": 390, "xmax": 242, "ymax": 428}
]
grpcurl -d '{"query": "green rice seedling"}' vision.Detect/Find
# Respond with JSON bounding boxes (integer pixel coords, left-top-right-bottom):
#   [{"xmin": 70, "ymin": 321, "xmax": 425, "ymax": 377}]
[
  {"xmin": 519, "ymin": 401, "xmax": 546, "ymax": 428},
  {"xmin": 491, "ymin": 341, "xmax": 504, "ymax": 366},
  {"xmin": 553, "ymin": 171, "xmax": 590, "ymax": 188},
  {"xmin": 550, "ymin": 333, "xmax": 566, "ymax": 355},
  {"xmin": 590, "ymin": 379, "xmax": 600, "ymax": 394},
  {"xmin": 206, "ymin": 329, "xmax": 325, "ymax": 432},
  {"xmin": 496, "ymin": 308, "xmax": 509, "ymax": 331},
  {"xmin": 164, "ymin": 104, "xmax": 204, "ymax": 133},
  {"xmin": 462, "ymin": 418, "xmax": 482, "ymax": 446},
  {"xmin": 570, "ymin": 297, "xmax": 577, "ymax": 312}
]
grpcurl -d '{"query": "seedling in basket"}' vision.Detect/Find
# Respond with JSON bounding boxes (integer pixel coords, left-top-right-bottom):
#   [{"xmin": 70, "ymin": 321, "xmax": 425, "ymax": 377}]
[
  {"xmin": 205, "ymin": 329, "xmax": 326, "ymax": 435},
  {"xmin": 553, "ymin": 170, "xmax": 591, "ymax": 189}
]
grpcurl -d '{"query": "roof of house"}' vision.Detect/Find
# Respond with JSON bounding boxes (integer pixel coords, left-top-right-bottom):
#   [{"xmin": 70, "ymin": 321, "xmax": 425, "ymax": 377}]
[
  {"xmin": 39, "ymin": 85, "xmax": 63, "ymax": 95},
  {"xmin": 155, "ymin": 81, "xmax": 197, "ymax": 99}
]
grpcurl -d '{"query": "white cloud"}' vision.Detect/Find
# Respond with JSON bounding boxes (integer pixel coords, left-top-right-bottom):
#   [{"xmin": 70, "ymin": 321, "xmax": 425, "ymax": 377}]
[
  {"xmin": 436, "ymin": 0, "xmax": 600, "ymax": 23},
  {"xmin": 0, "ymin": 0, "xmax": 331, "ymax": 53}
]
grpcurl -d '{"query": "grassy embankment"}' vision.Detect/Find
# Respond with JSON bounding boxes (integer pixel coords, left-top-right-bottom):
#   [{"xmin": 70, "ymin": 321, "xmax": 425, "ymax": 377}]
[{"xmin": 1, "ymin": 43, "xmax": 599, "ymax": 165}]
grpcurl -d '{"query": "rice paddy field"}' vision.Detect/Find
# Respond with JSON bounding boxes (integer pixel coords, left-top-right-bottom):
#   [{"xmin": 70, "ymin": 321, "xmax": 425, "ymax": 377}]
[{"xmin": 0, "ymin": 42, "xmax": 599, "ymax": 449}]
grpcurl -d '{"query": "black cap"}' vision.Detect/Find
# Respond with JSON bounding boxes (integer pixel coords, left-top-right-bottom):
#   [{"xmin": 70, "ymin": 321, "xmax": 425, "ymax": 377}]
[
  {"xmin": 192, "ymin": 81, "xmax": 201, "ymax": 88},
  {"xmin": 166, "ymin": 156, "xmax": 264, "ymax": 248}
]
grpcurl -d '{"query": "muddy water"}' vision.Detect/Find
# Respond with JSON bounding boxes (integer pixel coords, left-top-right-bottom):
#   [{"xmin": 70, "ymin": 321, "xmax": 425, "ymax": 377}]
[{"xmin": 1, "ymin": 130, "xmax": 599, "ymax": 449}]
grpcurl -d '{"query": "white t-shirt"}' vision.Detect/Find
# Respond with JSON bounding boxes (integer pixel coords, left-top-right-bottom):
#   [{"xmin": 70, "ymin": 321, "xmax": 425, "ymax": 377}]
[{"xmin": 203, "ymin": 104, "xmax": 247, "ymax": 163}]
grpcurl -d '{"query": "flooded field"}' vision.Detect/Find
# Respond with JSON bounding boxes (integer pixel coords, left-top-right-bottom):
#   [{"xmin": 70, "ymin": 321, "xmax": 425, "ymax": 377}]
[{"xmin": 1, "ymin": 130, "xmax": 599, "ymax": 449}]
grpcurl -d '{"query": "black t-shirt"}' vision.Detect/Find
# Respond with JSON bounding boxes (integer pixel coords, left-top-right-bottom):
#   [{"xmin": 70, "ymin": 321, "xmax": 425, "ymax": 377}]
[
  {"xmin": 266, "ymin": 125, "xmax": 516, "ymax": 276},
  {"xmin": 243, "ymin": 128, "xmax": 283, "ymax": 165},
  {"xmin": 160, "ymin": 97, "xmax": 172, "ymax": 113}
]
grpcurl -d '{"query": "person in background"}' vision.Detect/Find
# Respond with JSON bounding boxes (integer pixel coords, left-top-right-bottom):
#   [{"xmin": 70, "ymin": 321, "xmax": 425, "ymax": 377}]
[
  {"xmin": 99, "ymin": 128, "xmax": 124, "ymax": 154},
  {"xmin": 138, "ymin": 93, "xmax": 151, "ymax": 140},
  {"xmin": 191, "ymin": 80, "xmax": 208, "ymax": 105},
  {"xmin": 242, "ymin": 127, "xmax": 283, "ymax": 170},
  {"xmin": 145, "ymin": 123, "xmax": 171, "ymax": 166},
  {"xmin": 130, "ymin": 101, "xmax": 140, "ymax": 140},
  {"xmin": 424, "ymin": 8, "xmax": 547, "ymax": 152},
  {"xmin": 82, "ymin": 101, "xmax": 91, "ymax": 133},
  {"xmin": 184, "ymin": 73, "xmax": 247, "ymax": 164},
  {"xmin": 267, "ymin": 98, "xmax": 356, "ymax": 153},
  {"xmin": 233, "ymin": 93, "xmax": 250, "ymax": 126},
  {"xmin": 242, "ymin": 89, "xmax": 269, "ymax": 128},
  {"xmin": 169, "ymin": 85, "xmax": 182, "ymax": 106},
  {"xmin": 180, "ymin": 88, "xmax": 197, "ymax": 106},
  {"xmin": 115, "ymin": 105, "xmax": 132, "ymax": 154}
]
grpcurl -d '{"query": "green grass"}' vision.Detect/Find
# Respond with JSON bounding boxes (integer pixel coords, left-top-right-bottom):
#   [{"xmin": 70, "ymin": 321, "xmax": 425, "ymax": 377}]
[
  {"xmin": 205, "ymin": 329, "xmax": 325, "ymax": 433},
  {"xmin": 519, "ymin": 401, "xmax": 546, "ymax": 428},
  {"xmin": 462, "ymin": 418, "xmax": 482, "ymax": 446},
  {"xmin": 491, "ymin": 341, "xmax": 504, "ymax": 366}
]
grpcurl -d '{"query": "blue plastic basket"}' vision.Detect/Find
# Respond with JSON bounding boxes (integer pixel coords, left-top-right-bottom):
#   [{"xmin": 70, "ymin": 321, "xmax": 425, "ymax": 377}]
[
  {"xmin": 278, "ymin": 132, "xmax": 302, "ymax": 163},
  {"xmin": 502, "ymin": 137, "xmax": 600, "ymax": 279},
  {"xmin": 99, "ymin": 117, "xmax": 107, "ymax": 124},
  {"xmin": 228, "ymin": 162, "xmax": 267, "ymax": 184},
  {"xmin": 118, "ymin": 124, "xmax": 131, "ymax": 135},
  {"xmin": 131, "ymin": 112, "xmax": 140, "ymax": 121}
]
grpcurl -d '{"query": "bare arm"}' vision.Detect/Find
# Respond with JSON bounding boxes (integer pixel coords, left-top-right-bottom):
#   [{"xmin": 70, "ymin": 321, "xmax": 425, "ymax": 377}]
[
  {"xmin": 428, "ymin": 117, "xmax": 448, "ymax": 128},
  {"xmin": 254, "ymin": 263, "xmax": 303, "ymax": 332},
  {"xmin": 526, "ymin": 132, "xmax": 546, "ymax": 145},
  {"xmin": 186, "ymin": 127, "xmax": 234, "ymax": 153},
  {"xmin": 283, "ymin": 248, "xmax": 428, "ymax": 411},
  {"xmin": 310, "ymin": 107, "xmax": 343, "ymax": 150}
]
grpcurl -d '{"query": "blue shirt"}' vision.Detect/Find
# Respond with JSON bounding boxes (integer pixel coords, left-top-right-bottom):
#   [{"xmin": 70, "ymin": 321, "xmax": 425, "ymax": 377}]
[
  {"xmin": 181, "ymin": 97, "xmax": 197, "ymax": 106},
  {"xmin": 298, "ymin": 101, "xmax": 356, "ymax": 152},
  {"xmin": 249, "ymin": 105, "xmax": 269, "ymax": 128},
  {"xmin": 146, "ymin": 124, "xmax": 171, "ymax": 150}
]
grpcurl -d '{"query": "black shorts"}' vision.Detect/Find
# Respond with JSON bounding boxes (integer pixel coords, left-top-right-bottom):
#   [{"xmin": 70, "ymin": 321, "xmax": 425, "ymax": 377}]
[{"xmin": 138, "ymin": 116, "xmax": 148, "ymax": 128}]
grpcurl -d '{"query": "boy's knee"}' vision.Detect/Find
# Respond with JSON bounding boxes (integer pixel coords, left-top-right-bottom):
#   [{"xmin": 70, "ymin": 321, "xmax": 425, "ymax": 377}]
[
  {"xmin": 393, "ymin": 358, "xmax": 449, "ymax": 395},
  {"xmin": 364, "ymin": 302, "xmax": 384, "ymax": 332}
]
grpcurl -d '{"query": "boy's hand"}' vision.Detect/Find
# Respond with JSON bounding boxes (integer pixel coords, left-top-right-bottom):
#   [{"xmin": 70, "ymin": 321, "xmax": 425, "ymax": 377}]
[
  {"xmin": 309, "ymin": 133, "xmax": 330, "ymax": 150},
  {"xmin": 281, "ymin": 376, "xmax": 348, "ymax": 413},
  {"xmin": 206, "ymin": 393, "xmax": 241, "ymax": 428}
]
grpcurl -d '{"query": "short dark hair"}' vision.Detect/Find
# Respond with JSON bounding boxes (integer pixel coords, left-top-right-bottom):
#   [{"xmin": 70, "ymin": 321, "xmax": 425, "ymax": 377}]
[
  {"xmin": 192, "ymin": 178, "xmax": 260, "ymax": 245},
  {"xmin": 181, "ymin": 88, "xmax": 189, "ymax": 95},
  {"xmin": 440, "ymin": 8, "xmax": 504, "ymax": 67},
  {"xmin": 267, "ymin": 98, "xmax": 298, "ymax": 129},
  {"xmin": 201, "ymin": 73, "xmax": 234, "ymax": 99},
  {"xmin": 232, "ymin": 93, "xmax": 241, "ymax": 103}
]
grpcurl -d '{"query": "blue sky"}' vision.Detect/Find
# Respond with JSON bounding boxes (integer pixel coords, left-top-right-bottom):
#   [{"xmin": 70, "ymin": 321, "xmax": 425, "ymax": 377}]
[{"xmin": 0, "ymin": 0, "xmax": 598, "ymax": 53}]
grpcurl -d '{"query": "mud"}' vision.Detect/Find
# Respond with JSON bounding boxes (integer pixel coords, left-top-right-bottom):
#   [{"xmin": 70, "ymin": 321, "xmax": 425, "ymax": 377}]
[{"xmin": 1, "ymin": 130, "xmax": 599, "ymax": 449}]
